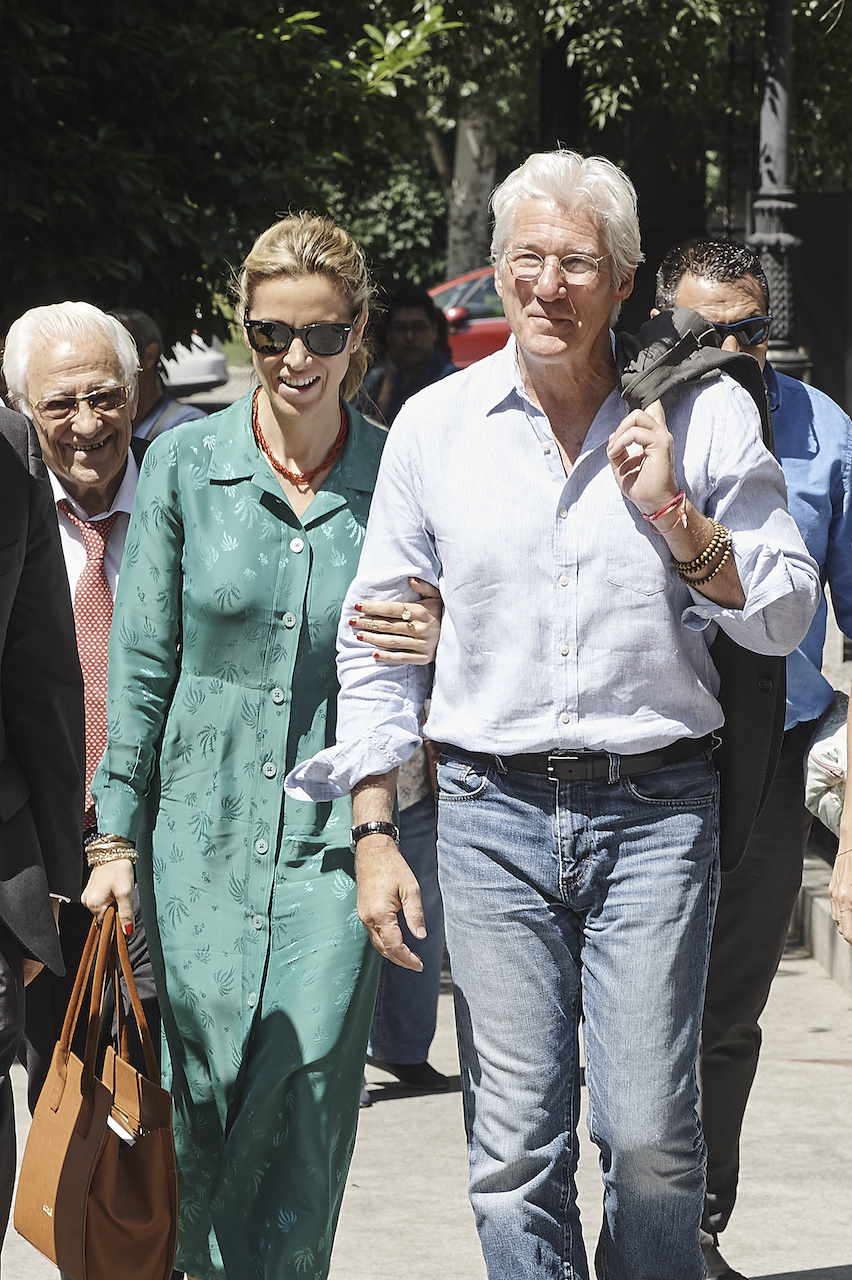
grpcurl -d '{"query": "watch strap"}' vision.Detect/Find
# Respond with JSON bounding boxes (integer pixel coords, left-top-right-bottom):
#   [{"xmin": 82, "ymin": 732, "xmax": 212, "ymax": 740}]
[{"xmin": 350, "ymin": 821, "xmax": 400, "ymax": 847}]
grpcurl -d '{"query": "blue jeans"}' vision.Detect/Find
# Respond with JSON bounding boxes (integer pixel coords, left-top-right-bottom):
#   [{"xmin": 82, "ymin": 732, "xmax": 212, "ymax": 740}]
[
  {"xmin": 436, "ymin": 748, "xmax": 720, "ymax": 1280},
  {"xmin": 369, "ymin": 793, "xmax": 445, "ymax": 1063}
]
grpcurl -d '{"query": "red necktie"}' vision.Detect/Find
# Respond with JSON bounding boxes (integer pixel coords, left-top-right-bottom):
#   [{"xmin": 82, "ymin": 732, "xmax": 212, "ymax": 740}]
[{"xmin": 58, "ymin": 501, "xmax": 120, "ymax": 829}]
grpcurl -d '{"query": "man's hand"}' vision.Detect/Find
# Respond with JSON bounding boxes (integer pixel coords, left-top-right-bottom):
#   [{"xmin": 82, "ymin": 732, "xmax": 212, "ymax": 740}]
[
  {"xmin": 607, "ymin": 399, "xmax": 679, "ymax": 515},
  {"xmin": 355, "ymin": 834, "xmax": 426, "ymax": 971},
  {"xmin": 350, "ymin": 577, "xmax": 442, "ymax": 665},
  {"xmin": 81, "ymin": 859, "xmax": 136, "ymax": 936}
]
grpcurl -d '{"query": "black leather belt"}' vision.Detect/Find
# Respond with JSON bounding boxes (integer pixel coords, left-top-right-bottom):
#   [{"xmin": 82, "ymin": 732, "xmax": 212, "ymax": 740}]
[{"xmin": 459, "ymin": 734, "xmax": 713, "ymax": 782}]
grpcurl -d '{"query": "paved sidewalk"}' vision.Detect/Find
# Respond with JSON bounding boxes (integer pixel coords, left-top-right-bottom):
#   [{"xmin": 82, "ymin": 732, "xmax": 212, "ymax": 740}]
[{"xmin": 4, "ymin": 939, "xmax": 851, "ymax": 1279}]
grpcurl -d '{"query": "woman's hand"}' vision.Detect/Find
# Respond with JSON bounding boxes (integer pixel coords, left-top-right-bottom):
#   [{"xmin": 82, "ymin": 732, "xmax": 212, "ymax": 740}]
[
  {"xmin": 830, "ymin": 848, "xmax": 852, "ymax": 946},
  {"xmin": 81, "ymin": 859, "xmax": 136, "ymax": 936},
  {"xmin": 349, "ymin": 576, "xmax": 443, "ymax": 665}
]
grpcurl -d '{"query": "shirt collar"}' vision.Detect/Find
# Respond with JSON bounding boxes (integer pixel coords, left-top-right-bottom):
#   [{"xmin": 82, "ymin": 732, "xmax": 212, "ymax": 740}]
[{"xmin": 50, "ymin": 449, "xmax": 138, "ymax": 521}]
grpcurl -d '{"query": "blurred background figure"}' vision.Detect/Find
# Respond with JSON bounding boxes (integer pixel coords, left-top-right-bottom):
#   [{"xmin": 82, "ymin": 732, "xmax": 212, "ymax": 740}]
[
  {"xmin": 111, "ymin": 308, "xmax": 216, "ymax": 440},
  {"xmin": 361, "ymin": 285, "xmax": 457, "ymax": 424}
]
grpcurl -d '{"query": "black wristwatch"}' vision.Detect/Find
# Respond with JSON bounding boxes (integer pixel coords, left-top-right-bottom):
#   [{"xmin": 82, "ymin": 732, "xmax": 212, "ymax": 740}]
[{"xmin": 349, "ymin": 821, "xmax": 400, "ymax": 850}]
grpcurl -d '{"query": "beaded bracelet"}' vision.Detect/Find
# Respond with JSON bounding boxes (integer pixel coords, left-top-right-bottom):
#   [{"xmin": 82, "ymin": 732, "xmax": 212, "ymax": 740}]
[
  {"xmin": 681, "ymin": 543, "xmax": 731, "ymax": 586},
  {"xmin": 673, "ymin": 521, "xmax": 731, "ymax": 575}
]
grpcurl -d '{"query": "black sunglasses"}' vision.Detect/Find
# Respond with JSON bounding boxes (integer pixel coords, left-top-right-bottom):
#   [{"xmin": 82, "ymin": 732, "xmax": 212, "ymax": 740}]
[
  {"xmin": 711, "ymin": 315, "xmax": 772, "ymax": 348},
  {"xmin": 244, "ymin": 318, "xmax": 354, "ymax": 357}
]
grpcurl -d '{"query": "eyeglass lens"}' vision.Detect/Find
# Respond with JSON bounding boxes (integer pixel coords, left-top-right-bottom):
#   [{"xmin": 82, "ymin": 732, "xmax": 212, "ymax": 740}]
[
  {"xmin": 245, "ymin": 320, "xmax": 352, "ymax": 357},
  {"xmin": 38, "ymin": 387, "xmax": 128, "ymax": 420},
  {"xmin": 507, "ymin": 251, "xmax": 603, "ymax": 283}
]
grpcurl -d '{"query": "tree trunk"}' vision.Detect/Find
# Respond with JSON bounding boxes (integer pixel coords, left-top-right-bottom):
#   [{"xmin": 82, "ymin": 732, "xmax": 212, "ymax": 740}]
[{"xmin": 445, "ymin": 104, "xmax": 497, "ymax": 278}]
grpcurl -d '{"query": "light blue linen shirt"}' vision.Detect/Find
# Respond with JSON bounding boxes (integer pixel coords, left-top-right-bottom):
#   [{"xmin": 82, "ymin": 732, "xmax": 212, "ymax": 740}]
[
  {"xmin": 286, "ymin": 339, "xmax": 820, "ymax": 802},
  {"xmin": 764, "ymin": 362, "xmax": 852, "ymax": 729}
]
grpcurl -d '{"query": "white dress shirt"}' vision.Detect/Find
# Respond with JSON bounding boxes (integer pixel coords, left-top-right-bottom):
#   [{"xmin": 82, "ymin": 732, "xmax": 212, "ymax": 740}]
[
  {"xmin": 49, "ymin": 452, "xmax": 139, "ymax": 599},
  {"xmin": 286, "ymin": 338, "xmax": 821, "ymax": 802}
]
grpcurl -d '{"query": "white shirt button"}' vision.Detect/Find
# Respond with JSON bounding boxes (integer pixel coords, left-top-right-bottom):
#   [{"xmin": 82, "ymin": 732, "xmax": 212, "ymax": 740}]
[
  {"xmin": 283, "ymin": 612, "xmax": 297, "ymax": 628},
  {"xmin": 559, "ymin": 508, "xmax": 568, "ymax": 519},
  {"xmin": 560, "ymin": 711, "xmax": 570, "ymax": 724},
  {"xmin": 254, "ymin": 837, "xmax": 269, "ymax": 855},
  {"xmin": 701, "ymin": 609, "xmax": 710, "ymax": 619},
  {"xmin": 560, "ymin": 643, "xmax": 570, "ymax": 656},
  {"xmin": 560, "ymin": 575, "xmax": 569, "ymax": 587},
  {"xmin": 289, "ymin": 537, "xmax": 305, "ymax": 553},
  {"xmin": 262, "ymin": 761, "xmax": 277, "ymax": 778}
]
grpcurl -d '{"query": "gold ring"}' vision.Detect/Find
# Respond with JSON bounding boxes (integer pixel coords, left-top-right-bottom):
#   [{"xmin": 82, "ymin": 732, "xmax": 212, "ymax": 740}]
[{"xmin": 401, "ymin": 608, "xmax": 412, "ymax": 622}]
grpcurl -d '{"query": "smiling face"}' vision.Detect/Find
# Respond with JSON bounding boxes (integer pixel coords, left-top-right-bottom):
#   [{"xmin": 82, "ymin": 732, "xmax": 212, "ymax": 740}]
[
  {"xmin": 495, "ymin": 198, "xmax": 635, "ymax": 377},
  {"xmin": 246, "ymin": 274, "xmax": 362, "ymax": 427},
  {"xmin": 27, "ymin": 336, "xmax": 134, "ymax": 516},
  {"xmin": 672, "ymin": 272, "xmax": 770, "ymax": 369}
]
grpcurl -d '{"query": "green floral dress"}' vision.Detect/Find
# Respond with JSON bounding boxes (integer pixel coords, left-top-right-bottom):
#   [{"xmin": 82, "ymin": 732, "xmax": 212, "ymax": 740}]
[{"xmin": 93, "ymin": 395, "xmax": 384, "ymax": 1280}]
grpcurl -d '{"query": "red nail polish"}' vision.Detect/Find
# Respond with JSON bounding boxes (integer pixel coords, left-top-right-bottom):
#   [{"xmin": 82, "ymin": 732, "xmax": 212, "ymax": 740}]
[
  {"xmin": 373, "ymin": 652, "xmax": 381, "ymax": 660},
  {"xmin": 353, "ymin": 603, "xmax": 363, "ymax": 612},
  {"xmin": 348, "ymin": 618, "xmax": 357, "ymax": 627},
  {"xmin": 123, "ymin": 923, "xmax": 134, "ymax": 937}
]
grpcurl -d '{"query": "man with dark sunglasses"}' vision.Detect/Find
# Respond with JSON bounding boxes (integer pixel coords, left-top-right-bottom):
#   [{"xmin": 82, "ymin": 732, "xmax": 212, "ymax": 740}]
[{"xmin": 656, "ymin": 237, "xmax": 852, "ymax": 1280}]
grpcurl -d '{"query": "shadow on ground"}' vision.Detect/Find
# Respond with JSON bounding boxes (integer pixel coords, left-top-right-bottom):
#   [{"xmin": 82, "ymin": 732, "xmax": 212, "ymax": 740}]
[
  {"xmin": 754, "ymin": 1268, "xmax": 852, "ymax": 1280},
  {"xmin": 363, "ymin": 1074, "xmax": 462, "ymax": 1104}
]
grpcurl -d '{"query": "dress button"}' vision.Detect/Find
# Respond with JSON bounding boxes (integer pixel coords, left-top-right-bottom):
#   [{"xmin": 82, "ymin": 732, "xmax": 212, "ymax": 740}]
[
  {"xmin": 559, "ymin": 508, "xmax": 568, "ymax": 519},
  {"xmin": 283, "ymin": 612, "xmax": 297, "ymax": 628},
  {"xmin": 252, "ymin": 915, "xmax": 264, "ymax": 930},
  {"xmin": 254, "ymin": 837, "xmax": 269, "ymax": 855},
  {"xmin": 262, "ymin": 761, "xmax": 277, "ymax": 778},
  {"xmin": 559, "ymin": 575, "xmax": 569, "ymax": 587},
  {"xmin": 560, "ymin": 711, "xmax": 570, "ymax": 724},
  {"xmin": 289, "ymin": 537, "xmax": 305, "ymax": 553},
  {"xmin": 560, "ymin": 643, "xmax": 570, "ymax": 656},
  {"xmin": 271, "ymin": 686, "xmax": 285, "ymax": 704},
  {"xmin": 247, "ymin": 991, "xmax": 257, "ymax": 1008}
]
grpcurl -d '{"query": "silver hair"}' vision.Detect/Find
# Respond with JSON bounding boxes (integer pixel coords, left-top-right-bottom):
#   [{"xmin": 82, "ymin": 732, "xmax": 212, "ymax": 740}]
[
  {"xmin": 2, "ymin": 301, "xmax": 140, "ymax": 415},
  {"xmin": 490, "ymin": 150, "xmax": 643, "ymax": 322}
]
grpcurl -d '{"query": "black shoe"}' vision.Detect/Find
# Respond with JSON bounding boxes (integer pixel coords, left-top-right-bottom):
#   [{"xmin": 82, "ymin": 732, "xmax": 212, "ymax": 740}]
[
  {"xmin": 702, "ymin": 1238, "xmax": 748, "ymax": 1280},
  {"xmin": 365, "ymin": 1056, "xmax": 449, "ymax": 1091}
]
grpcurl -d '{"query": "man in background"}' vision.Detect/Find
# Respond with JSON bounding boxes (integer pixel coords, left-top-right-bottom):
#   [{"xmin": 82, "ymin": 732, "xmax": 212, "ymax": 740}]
[
  {"xmin": 0, "ymin": 401, "xmax": 84, "ymax": 1262},
  {"xmin": 111, "ymin": 308, "xmax": 207, "ymax": 440},
  {"xmin": 656, "ymin": 237, "xmax": 852, "ymax": 1280},
  {"xmin": 361, "ymin": 285, "xmax": 457, "ymax": 424}
]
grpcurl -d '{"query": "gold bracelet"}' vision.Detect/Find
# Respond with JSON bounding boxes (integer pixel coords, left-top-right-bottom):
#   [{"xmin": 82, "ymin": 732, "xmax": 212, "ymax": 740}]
[
  {"xmin": 681, "ymin": 543, "xmax": 732, "ymax": 587},
  {"xmin": 674, "ymin": 521, "xmax": 730, "ymax": 575},
  {"xmin": 87, "ymin": 846, "xmax": 139, "ymax": 868}
]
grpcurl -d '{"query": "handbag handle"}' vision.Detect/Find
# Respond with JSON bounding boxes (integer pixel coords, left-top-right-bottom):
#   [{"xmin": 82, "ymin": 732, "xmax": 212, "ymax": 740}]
[{"xmin": 48, "ymin": 905, "xmax": 161, "ymax": 1130}]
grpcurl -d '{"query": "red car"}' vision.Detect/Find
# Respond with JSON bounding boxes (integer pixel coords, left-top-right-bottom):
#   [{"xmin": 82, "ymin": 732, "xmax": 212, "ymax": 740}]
[{"xmin": 429, "ymin": 266, "xmax": 510, "ymax": 368}]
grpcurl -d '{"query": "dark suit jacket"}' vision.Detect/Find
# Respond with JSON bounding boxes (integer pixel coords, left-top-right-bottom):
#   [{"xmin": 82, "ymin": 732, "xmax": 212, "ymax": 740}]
[{"xmin": 0, "ymin": 407, "xmax": 85, "ymax": 973}]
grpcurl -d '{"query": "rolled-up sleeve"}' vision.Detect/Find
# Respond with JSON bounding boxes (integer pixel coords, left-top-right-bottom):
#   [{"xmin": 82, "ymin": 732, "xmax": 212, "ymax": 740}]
[{"xmin": 679, "ymin": 379, "xmax": 820, "ymax": 654}]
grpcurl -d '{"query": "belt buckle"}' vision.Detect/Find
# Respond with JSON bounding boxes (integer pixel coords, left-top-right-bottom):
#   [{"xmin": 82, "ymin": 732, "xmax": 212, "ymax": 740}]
[{"xmin": 547, "ymin": 753, "xmax": 582, "ymax": 781}]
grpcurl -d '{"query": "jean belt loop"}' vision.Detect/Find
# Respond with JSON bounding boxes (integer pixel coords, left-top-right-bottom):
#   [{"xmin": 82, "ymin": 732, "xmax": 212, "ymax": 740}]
[
  {"xmin": 606, "ymin": 751, "xmax": 620, "ymax": 784},
  {"xmin": 493, "ymin": 753, "xmax": 508, "ymax": 775}
]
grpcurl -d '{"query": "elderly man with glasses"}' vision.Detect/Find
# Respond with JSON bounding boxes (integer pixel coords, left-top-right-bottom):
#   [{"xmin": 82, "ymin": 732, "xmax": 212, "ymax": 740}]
[
  {"xmin": 655, "ymin": 237, "xmax": 852, "ymax": 1280},
  {"xmin": 287, "ymin": 152, "xmax": 822, "ymax": 1280},
  {"xmin": 2, "ymin": 304, "xmax": 166, "ymax": 1140}
]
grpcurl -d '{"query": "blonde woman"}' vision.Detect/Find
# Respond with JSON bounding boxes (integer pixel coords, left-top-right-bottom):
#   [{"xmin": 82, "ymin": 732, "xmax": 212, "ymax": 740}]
[{"xmin": 83, "ymin": 215, "xmax": 439, "ymax": 1280}]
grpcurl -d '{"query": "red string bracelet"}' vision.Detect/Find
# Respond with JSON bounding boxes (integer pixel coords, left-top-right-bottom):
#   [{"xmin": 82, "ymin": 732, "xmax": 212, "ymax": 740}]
[{"xmin": 642, "ymin": 489, "xmax": 687, "ymax": 531}]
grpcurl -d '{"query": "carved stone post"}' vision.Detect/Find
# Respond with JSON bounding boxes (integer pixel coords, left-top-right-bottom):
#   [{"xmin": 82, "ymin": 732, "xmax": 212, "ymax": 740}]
[{"xmin": 747, "ymin": 0, "xmax": 809, "ymax": 376}]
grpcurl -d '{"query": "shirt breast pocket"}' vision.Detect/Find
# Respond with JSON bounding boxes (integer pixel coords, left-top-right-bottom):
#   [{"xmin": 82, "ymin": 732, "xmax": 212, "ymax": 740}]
[{"xmin": 604, "ymin": 497, "xmax": 668, "ymax": 596}]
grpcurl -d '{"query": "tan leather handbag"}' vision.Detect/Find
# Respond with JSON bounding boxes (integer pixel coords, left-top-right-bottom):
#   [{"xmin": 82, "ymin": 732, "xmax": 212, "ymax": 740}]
[{"xmin": 14, "ymin": 906, "xmax": 178, "ymax": 1280}]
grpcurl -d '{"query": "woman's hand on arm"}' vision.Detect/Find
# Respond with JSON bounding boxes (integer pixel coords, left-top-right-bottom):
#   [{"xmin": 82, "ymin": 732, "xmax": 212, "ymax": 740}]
[{"xmin": 350, "ymin": 576, "xmax": 442, "ymax": 665}]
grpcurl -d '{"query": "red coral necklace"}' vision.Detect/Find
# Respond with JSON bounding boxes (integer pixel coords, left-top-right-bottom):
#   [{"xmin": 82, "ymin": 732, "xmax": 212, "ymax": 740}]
[{"xmin": 251, "ymin": 388, "xmax": 347, "ymax": 490}]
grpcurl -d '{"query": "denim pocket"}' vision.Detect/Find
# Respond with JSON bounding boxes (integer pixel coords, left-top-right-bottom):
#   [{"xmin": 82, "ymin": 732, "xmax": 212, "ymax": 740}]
[
  {"xmin": 620, "ymin": 752, "xmax": 718, "ymax": 807},
  {"xmin": 436, "ymin": 755, "xmax": 491, "ymax": 802}
]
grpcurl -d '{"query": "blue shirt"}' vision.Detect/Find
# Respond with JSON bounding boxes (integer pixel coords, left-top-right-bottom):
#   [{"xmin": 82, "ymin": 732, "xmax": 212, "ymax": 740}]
[
  {"xmin": 765, "ymin": 362, "xmax": 852, "ymax": 729},
  {"xmin": 287, "ymin": 340, "xmax": 820, "ymax": 801}
]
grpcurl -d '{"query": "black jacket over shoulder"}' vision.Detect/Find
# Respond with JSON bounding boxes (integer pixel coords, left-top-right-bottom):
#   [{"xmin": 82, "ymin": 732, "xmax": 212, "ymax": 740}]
[{"xmin": 0, "ymin": 407, "xmax": 85, "ymax": 973}]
